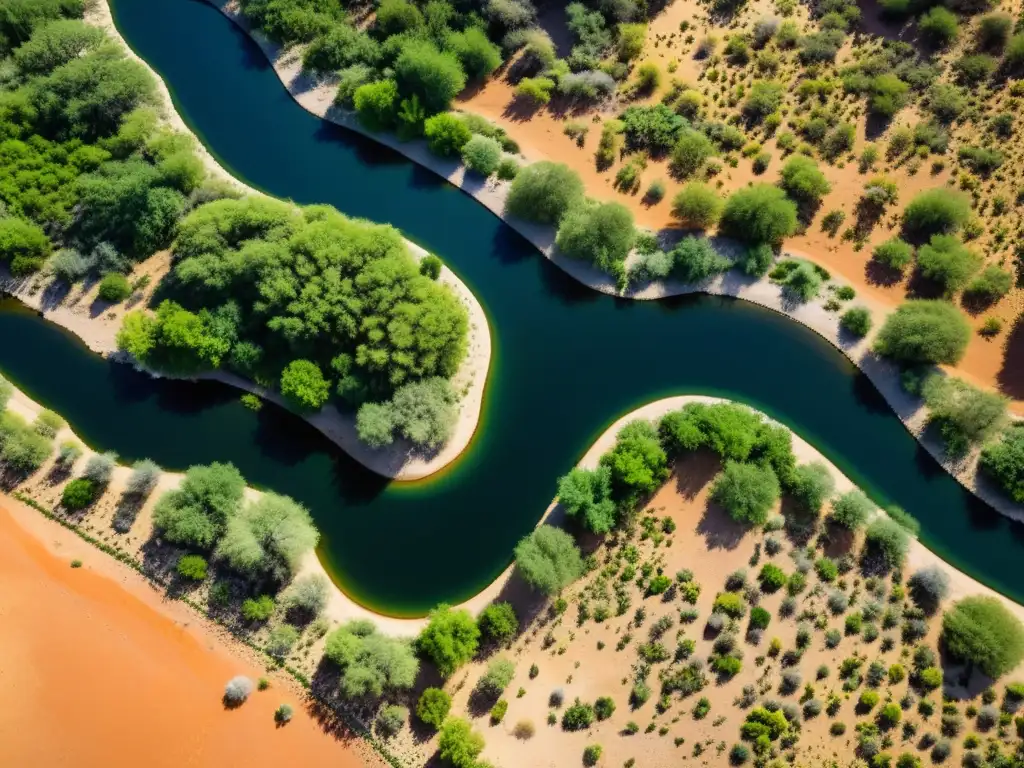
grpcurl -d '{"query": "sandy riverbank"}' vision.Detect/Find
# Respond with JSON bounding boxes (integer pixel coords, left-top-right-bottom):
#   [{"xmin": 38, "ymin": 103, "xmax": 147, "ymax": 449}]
[
  {"xmin": 19, "ymin": 1, "xmax": 494, "ymax": 484},
  {"xmin": 0, "ymin": 494, "xmax": 382, "ymax": 768}
]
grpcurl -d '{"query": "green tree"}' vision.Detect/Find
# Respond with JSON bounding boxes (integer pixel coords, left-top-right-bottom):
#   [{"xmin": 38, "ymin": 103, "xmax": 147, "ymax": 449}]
[
  {"xmin": 599, "ymin": 420, "xmax": 668, "ymax": 506},
  {"xmin": 13, "ymin": 19, "xmax": 104, "ymax": 75},
  {"xmin": 863, "ymin": 517, "xmax": 910, "ymax": 570},
  {"xmin": 176, "ymin": 554, "xmax": 208, "ymax": 580},
  {"xmin": 720, "ymin": 184, "xmax": 797, "ymax": 246},
  {"xmin": 671, "ymin": 182, "xmax": 723, "ymax": 229},
  {"xmin": 0, "ymin": 218, "xmax": 51, "ymax": 274},
  {"xmin": 918, "ymin": 6, "xmax": 958, "ymax": 49},
  {"xmin": 151, "ymin": 462, "xmax": 246, "ymax": 549},
  {"xmin": 711, "ymin": 461, "xmax": 780, "ymax": 525},
  {"xmin": 670, "ymin": 129, "xmax": 716, "ymax": 178},
  {"xmin": 789, "ymin": 461, "xmax": 835, "ymax": 515},
  {"xmin": 916, "ymin": 235, "xmax": 979, "ymax": 297},
  {"xmin": 505, "ymin": 161, "xmax": 585, "ymax": 224},
  {"xmin": 97, "ymin": 273, "xmax": 131, "ymax": 303},
  {"xmin": 941, "ymin": 597, "xmax": 1024, "ymax": 678},
  {"xmin": 324, "ymin": 620, "xmax": 420, "ymax": 696},
  {"xmin": 872, "ymin": 238, "xmax": 914, "ymax": 271},
  {"xmin": 374, "ymin": 0, "xmax": 423, "ymax": 36},
  {"xmin": 779, "ymin": 156, "xmax": 831, "ymax": 203},
  {"xmin": 215, "ymin": 492, "xmax": 319, "ymax": 581},
  {"xmin": 902, "ymin": 189, "xmax": 971, "ymax": 239},
  {"xmin": 61, "ymin": 477, "xmax": 97, "ymax": 511},
  {"xmin": 394, "ymin": 40, "xmax": 466, "ymax": 114},
  {"xmin": 840, "ymin": 307, "xmax": 872, "ymax": 337},
  {"xmin": 980, "ymin": 426, "xmax": 1024, "ymax": 502},
  {"xmin": 514, "ymin": 525, "xmax": 583, "ymax": 595},
  {"xmin": 921, "ymin": 375, "xmax": 1008, "ymax": 454},
  {"xmin": 743, "ymin": 81, "xmax": 784, "ymax": 121},
  {"xmin": 424, "ymin": 113, "xmax": 472, "ymax": 157},
  {"xmin": 445, "ymin": 27, "xmax": 501, "ymax": 79},
  {"xmin": 416, "ymin": 687, "xmax": 451, "ymax": 729},
  {"xmin": 555, "ymin": 201, "xmax": 635, "ymax": 279},
  {"xmin": 557, "ymin": 465, "xmax": 617, "ymax": 533},
  {"xmin": 477, "ymin": 602, "xmax": 519, "ymax": 647},
  {"xmin": 418, "ymin": 604, "xmax": 480, "ymax": 677},
  {"xmin": 830, "ymin": 490, "xmax": 874, "ymax": 530},
  {"xmin": 280, "ymin": 359, "xmax": 331, "ymax": 411},
  {"xmin": 354, "ymin": 79, "xmax": 399, "ymax": 130},
  {"xmin": 461, "ymin": 134, "xmax": 502, "ymax": 176},
  {"xmin": 872, "ymin": 300, "xmax": 970, "ymax": 365},
  {"xmin": 438, "ymin": 718, "xmax": 485, "ymax": 768}
]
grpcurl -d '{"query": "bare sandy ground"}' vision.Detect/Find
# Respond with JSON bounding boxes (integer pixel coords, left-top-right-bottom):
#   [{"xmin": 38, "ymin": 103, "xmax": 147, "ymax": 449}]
[
  {"xmin": 0, "ymin": 496, "xmax": 382, "ymax": 768},
  {"xmin": 27, "ymin": 2, "xmax": 494, "ymax": 484}
]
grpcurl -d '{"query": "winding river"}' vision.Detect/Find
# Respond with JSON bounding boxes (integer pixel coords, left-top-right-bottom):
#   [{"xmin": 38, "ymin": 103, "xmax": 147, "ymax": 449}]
[{"xmin": 1, "ymin": 0, "xmax": 1022, "ymax": 616}]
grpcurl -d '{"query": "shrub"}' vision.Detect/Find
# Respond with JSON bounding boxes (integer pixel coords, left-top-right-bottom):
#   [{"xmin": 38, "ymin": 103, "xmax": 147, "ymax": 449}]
[
  {"xmin": 461, "ymin": 135, "xmax": 502, "ymax": 176},
  {"xmin": 478, "ymin": 601, "xmax": 518, "ymax": 647},
  {"xmin": 325, "ymin": 620, "xmax": 419, "ymax": 696},
  {"xmin": 872, "ymin": 238, "xmax": 914, "ymax": 271},
  {"xmin": 816, "ymin": 557, "xmax": 839, "ymax": 582},
  {"xmin": 965, "ymin": 267, "xmax": 1012, "ymax": 303},
  {"xmin": 176, "ymin": 554, "xmax": 208, "ymax": 581},
  {"xmin": 720, "ymin": 185, "xmax": 797, "ymax": 246},
  {"xmin": 779, "ymin": 156, "xmax": 831, "ymax": 203},
  {"xmin": 918, "ymin": 6, "xmax": 958, "ymax": 48},
  {"xmin": 670, "ymin": 129, "xmax": 716, "ymax": 178},
  {"xmin": 419, "ymin": 255, "xmax": 442, "ymax": 280},
  {"xmin": 393, "ymin": 40, "xmax": 466, "ymax": 114},
  {"xmin": 124, "ymin": 459, "xmax": 161, "ymax": 499},
  {"xmin": 241, "ymin": 595, "xmax": 275, "ymax": 622},
  {"xmin": 789, "ymin": 462, "xmax": 835, "ymax": 515},
  {"xmin": 438, "ymin": 718, "xmax": 484, "ymax": 767},
  {"xmin": 0, "ymin": 218, "xmax": 50, "ymax": 272},
  {"xmin": 980, "ymin": 426, "xmax": 1024, "ymax": 502},
  {"xmin": 759, "ymin": 564, "xmax": 787, "ymax": 592},
  {"xmin": 505, "ymin": 161, "xmax": 584, "ymax": 225},
  {"xmin": 942, "ymin": 597, "xmax": 1024, "ymax": 678},
  {"xmin": 711, "ymin": 461, "xmax": 780, "ymax": 526},
  {"xmin": 61, "ymin": 478, "xmax": 97, "ymax": 510},
  {"xmin": 750, "ymin": 606, "xmax": 771, "ymax": 630},
  {"xmin": 965, "ymin": 9, "xmax": 1005, "ymax": 48},
  {"xmin": 279, "ymin": 573, "xmax": 330, "ymax": 618},
  {"xmin": 152, "ymin": 462, "xmax": 246, "ymax": 549},
  {"xmin": 830, "ymin": 490, "xmax": 874, "ymax": 530},
  {"xmin": 357, "ymin": 378, "xmax": 459, "ymax": 450},
  {"xmin": 354, "ymin": 80, "xmax": 399, "ymax": 131},
  {"xmin": 216, "ymin": 492, "xmax": 318, "ymax": 581},
  {"xmin": 424, "ymin": 113, "xmax": 472, "ymax": 157},
  {"xmin": 864, "ymin": 518, "xmax": 910, "ymax": 570},
  {"xmin": 713, "ymin": 592, "xmax": 747, "ymax": 618},
  {"xmin": 902, "ymin": 189, "xmax": 971, "ymax": 239},
  {"xmin": 744, "ymin": 81, "xmax": 784, "ymax": 121},
  {"xmin": 514, "ymin": 525, "xmax": 583, "ymax": 595},
  {"xmin": 266, "ymin": 623, "xmax": 300, "ymax": 658},
  {"xmin": 224, "ymin": 675, "xmax": 254, "ymax": 705},
  {"xmin": 280, "ymin": 360, "xmax": 330, "ymax": 411},
  {"xmin": 594, "ymin": 696, "xmax": 616, "ymax": 720},
  {"xmin": 582, "ymin": 744, "xmax": 603, "ymax": 766},
  {"xmin": 418, "ymin": 604, "xmax": 480, "ymax": 678},
  {"xmin": 562, "ymin": 698, "xmax": 596, "ymax": 730},
  {"xmin": 872, "ymin": 301, "xmax": 970, "ymax": 365},
  {"xmin": 478, "ymin": 656, "xmax": 516, "ymax": 696},
  {"xmin": 671, "ymin": 183, "xmax": 723, "ymax": 229},
  {"xmin": 839, "ymin": 306, "xmax": 872, "ymax": 337},
  {"xmin": 556, "ymin": 201, "xmax": 635, "ymax": 279},
  {"xmin": 417, "ymin": 687, "xmax": 451, "ymax": 728},
  {"xmin": 922, "ymin": 375, "xmax": 1008, "ymax": 455},
  {"xmin": 97, "ymin": 273, "xmax": 131, "ymax": 303},
  {"xmin": 916, "ymin": 235, "xmax": 980, "ymax": 297},
  {"xmin": 671, "ymin": 236, "xmax": 730, "ymax": 283}
]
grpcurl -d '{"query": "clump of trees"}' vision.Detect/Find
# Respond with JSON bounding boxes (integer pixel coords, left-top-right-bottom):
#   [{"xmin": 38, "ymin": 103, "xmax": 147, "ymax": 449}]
[
  {"xmin": 921, "ymin": 375, "xmax": 1008, "ymax": 456},
  {"xmin": 902, "ymin": 189, "xmax": 972, "ymax": 241},
  {"xmin": 980, "ymin": 425, "xmax": 1024, "ymax": 502},
  {"xmin": 356, "ymin": 378, "xmax": 458, "ymax": 451},
  {"xmin": 711, "ymin": 460, "xmax": 780, "ymax": 525},
  {"xmin": 118, "ymin": 197, "xmax": 469, "ymax": 449}
]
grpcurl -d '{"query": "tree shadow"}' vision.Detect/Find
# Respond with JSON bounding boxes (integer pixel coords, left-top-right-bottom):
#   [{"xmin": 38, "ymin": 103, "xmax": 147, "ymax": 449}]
[{"xmin": 696, "ymin": 497, "xmax": 747, "ymax": 551}]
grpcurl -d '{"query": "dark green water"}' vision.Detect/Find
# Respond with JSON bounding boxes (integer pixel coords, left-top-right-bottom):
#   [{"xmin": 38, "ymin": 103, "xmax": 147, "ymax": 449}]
[{"xmin": 1, "ymin": 0, "xmax": 1022, "ymax": 616}]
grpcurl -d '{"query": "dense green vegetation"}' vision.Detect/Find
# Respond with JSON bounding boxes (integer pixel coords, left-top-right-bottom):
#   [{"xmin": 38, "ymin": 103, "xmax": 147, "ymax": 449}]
[
  {"xmin": 872, "ymin": 300, "xmax": 971, "ymax": 365},
  {"xmin": 941, "ymin": 596, "xmax": 1024, "ymax": 679}
]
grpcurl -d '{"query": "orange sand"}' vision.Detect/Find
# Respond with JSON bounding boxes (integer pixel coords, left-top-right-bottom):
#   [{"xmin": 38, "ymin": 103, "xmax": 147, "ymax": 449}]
[{"xmin": 0, "ymin": 499, "xmax": 378, "ymax": 768}]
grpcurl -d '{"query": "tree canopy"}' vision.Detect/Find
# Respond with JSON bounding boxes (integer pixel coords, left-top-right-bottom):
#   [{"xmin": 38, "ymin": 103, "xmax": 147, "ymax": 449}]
[
  {"xmin": 941, "ymin": 597, "xmax": 1024, "ymax": 679},
  {"xmin": 417, "ymin": 604, "xmax": 480, "ymax": 677},
  {"xmin": 324, "ymin": 620, "xmax": 420, "ymax": 697},
  {"xmin": 514, "ymin": 525, "xmax": 584, "ymax": 595}
]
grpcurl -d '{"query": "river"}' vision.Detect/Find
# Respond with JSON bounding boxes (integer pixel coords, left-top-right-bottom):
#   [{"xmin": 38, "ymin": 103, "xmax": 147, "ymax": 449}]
[{"xmin": 0, "ymin": 0, "xmax": 1020, "ymax": 616}]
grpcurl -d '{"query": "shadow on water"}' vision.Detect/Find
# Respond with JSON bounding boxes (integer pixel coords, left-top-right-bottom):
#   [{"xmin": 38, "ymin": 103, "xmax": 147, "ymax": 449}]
[{"xmin": 9, "ymin": 0, "xmax": 1021, "ymax": 617}]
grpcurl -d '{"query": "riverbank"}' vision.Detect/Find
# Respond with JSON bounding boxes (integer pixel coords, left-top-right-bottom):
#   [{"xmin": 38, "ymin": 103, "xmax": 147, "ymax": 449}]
[
  {"xmin": 0, "ymin": 494, "xmax": 382, "ymax": 768},
  {"xmin": 36, "ymin": 1, "xmax": 494, "ymax": 484},
  {"xmin": 189, "ymin": 0, "xmax": 1024, "ymax": 525}
]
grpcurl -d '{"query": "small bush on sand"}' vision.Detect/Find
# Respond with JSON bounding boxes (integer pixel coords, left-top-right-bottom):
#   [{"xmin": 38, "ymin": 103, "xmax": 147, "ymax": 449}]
[{"xmin": 224, "ymin": 675, "xmax": 254, "ymax": 706}]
